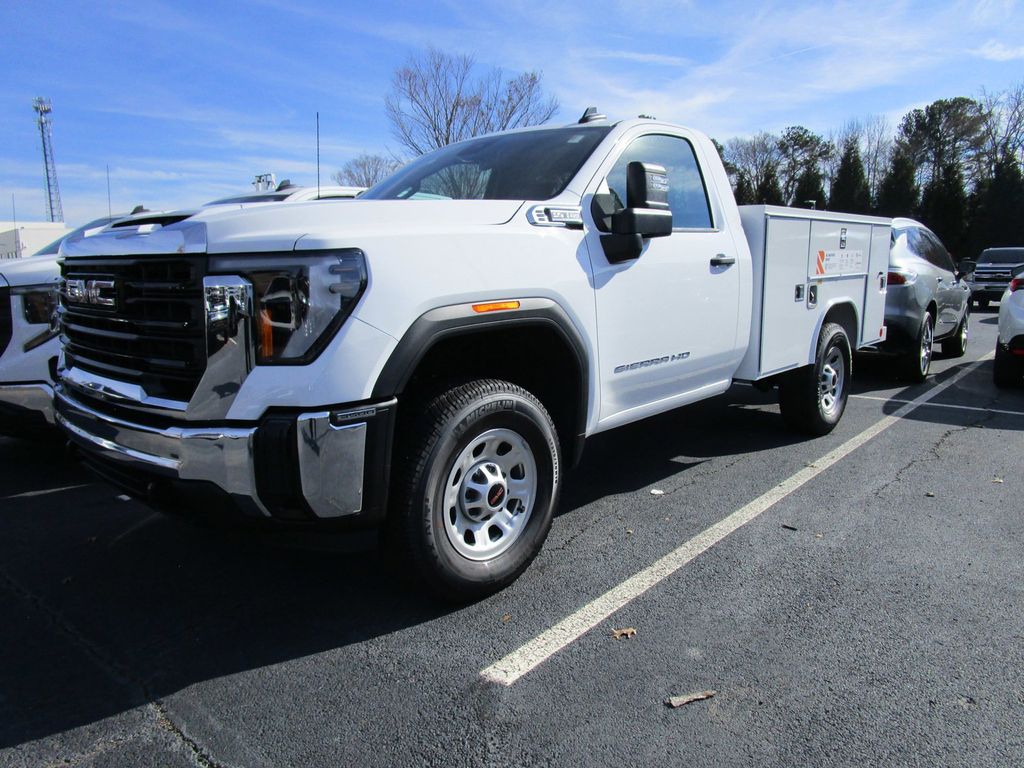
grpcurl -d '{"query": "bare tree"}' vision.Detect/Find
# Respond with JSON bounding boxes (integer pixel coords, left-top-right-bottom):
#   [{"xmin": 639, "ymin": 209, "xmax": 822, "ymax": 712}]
[
  {"xmin": 978, "ymin": 83, "xmax": 1024, "ymax": 176},
  {"xmin": 859, "ymin": 115, "xmax": 893, "ymax": 203},
  {"xmin": 385, "ymin": 48, "xmax": 559, "ymax": 156},
  {"xmin": 724, "ymin": 132, "xmax": 781, "ymax": 192},
  {"xmin": 333, "ymin": 154, "xmax": 401, "ymax": 188}
]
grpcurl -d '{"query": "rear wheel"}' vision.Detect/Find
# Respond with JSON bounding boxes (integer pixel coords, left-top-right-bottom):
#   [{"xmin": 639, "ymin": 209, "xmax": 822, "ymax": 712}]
[
  {"xmin": 994, "ymin": 343, "xmax": 1022, "ymax": 388},
  {"xmin": 779, "ymin": 322, "xmax": 851, "ymax": 436},
  {"xmin": 940, "ymin": 311, "xmax": 969, "ymax": 358},
  {"xmin": 390, "ymin": 379, "xmax": 560, "ymax": 601},
  {"xmin": 902, "ymin": 313, "xmax": 934, "ymax": 382}
]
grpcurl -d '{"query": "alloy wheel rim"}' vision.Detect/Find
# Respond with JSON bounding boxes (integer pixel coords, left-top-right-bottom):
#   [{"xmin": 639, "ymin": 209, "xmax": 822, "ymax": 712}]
[
  {"xmin": 920, "ymin": 318, "xmax": 934, "ymax": 373},
  {"xmin": 442, "ymin": 428, "xmax": 537, "ymax": 562}
]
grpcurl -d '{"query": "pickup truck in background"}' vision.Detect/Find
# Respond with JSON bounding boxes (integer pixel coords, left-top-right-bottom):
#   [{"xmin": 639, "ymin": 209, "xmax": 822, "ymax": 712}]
[
  {"xmin": 55, "ymin": 113, "xmax": 891, "ymax": 599},
  {"xmin": 968, "ymin": 247, "xmax": 1024, "ymax": 308}
]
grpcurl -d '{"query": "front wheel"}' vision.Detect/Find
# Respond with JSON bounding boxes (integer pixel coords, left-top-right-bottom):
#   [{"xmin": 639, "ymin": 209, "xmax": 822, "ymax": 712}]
[
  {"xmin": 779, "ymin": 322, "xmax": 851, "ymax": 436},
  {"xmin": 391, "ymin": 379, "xmax": 560, "ymax": 601}
]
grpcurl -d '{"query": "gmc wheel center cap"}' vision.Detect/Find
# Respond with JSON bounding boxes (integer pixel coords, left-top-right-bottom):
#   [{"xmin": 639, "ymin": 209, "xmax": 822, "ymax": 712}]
[{"xmin": 488, "ymin": 483, "xmax": 506, "ymax": 508}]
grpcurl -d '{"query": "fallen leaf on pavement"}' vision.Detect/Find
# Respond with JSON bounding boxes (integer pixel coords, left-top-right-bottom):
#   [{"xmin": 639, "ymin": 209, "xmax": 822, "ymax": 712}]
[
  {"xmin": 993, "ymin": 477, "xmax": 1004, "ymax": 484},
  {"xmin": 626, "ymin": 529, "xmax": 634, "ymax": 535},
  {"xmin": 612, "ymin": 627, "xmax": 637, "ymax": 640},
  {"xmin": 501, "ymin": 614, "xmax": 512, "ymax": 623},
  {"xmin": 925, "ymin": 491, "xmax": 935, "ymax": 497},
  {"xmin": 781, "ymin": 523, "xmax": 798, "ymax": 531},
  {"xmin": 666, "ymin": 690, "xmax": 716, "ymax": 708}
]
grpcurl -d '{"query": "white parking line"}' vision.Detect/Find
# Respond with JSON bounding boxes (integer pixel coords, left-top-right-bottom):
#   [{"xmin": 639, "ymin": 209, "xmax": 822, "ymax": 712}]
[
  {"xmin": 3, "ymin": 483, "xmax": 90, "ymax": 500},
  {"xmin": 480, "ymin": 354, "xmax": 995, "ymax": 686},
  {"xmin": 851, "ymin": 394, "xmax": 1024, "ymax": 417}
]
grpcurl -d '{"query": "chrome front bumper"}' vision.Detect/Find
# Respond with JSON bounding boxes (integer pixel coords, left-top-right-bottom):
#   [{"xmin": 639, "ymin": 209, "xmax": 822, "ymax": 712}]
[
  {"xmin": 56, "ymin": 386, "xmax": 268, "ymax": 515},
  {"xmin": 54, "ymin": 386, "xmax": 385, "ymax": 521},
  {"xmin": 0, "ymin": 382, "xmax": 56, "ymax": 426}
]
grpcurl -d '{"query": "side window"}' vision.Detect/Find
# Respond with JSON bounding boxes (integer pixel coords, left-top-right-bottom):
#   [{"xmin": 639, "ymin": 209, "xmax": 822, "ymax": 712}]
[
  {"xmin": 921, "ymin": 230, "xmax": 955, "ymax": 272},
  {"xmin": 904, "ymin": 227, "xmax": 928, "ymax": 262},
  {"xmin": 604, "ymin": 134, "xmax": 713, "ymax": 229}
]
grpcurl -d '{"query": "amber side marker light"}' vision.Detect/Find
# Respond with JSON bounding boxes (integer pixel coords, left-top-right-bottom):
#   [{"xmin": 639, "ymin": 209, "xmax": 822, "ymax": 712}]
[{"xmin": 472, "ymin": 300, "xmax": 521, "ymax": 313}]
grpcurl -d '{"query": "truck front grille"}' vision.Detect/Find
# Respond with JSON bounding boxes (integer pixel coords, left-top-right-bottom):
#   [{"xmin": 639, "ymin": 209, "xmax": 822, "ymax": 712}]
[
  {"xmin": 974, "ymin": 267, "xmax": 1018, "ymax": 286},
  {"xmin": 60, "ymin": 257, "xmax": 207, "ymax": 402},
  {"xmin": 0, "ymin": 287, "xmax": 11, "ymax": 358}
]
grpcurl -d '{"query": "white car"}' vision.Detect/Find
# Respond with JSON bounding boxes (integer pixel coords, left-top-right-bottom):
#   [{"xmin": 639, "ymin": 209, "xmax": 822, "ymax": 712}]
[
  {"xmin": 0, "ymin": 215, "xmax": 124, "ymax": 435},
  {"xmin": 994, "ymin": 273, "xmax": 1024, "ymax": 387}
]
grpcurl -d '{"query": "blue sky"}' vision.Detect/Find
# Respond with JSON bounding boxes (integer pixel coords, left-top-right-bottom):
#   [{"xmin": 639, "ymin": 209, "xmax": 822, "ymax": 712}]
[{"xmin": 2, "ymin": 0, "xmax": 1023, "ymax": 225}]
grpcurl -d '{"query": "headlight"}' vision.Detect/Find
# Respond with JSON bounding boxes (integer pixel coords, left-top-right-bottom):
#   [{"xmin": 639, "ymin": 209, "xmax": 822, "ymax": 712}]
[
  {"xmin": 209, "ymin": 249, "xmax": 367, "ymax": 364},
  {"xmin": 16, "ymin": 284, "xmax": 60, "ymax": 326},
  {"xmin": 12, "ymin": 284, "xmax": 60, "ymax": 352}
]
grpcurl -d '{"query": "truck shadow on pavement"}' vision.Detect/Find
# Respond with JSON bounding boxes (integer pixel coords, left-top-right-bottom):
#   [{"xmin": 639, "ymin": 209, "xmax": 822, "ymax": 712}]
[
  {"xmin": 0, "ymin": 439, "xmax": 456, "ymax": 749},
  {"xmin": 560, "ymin": 385, "xmax": 800, "ymax": 513}
]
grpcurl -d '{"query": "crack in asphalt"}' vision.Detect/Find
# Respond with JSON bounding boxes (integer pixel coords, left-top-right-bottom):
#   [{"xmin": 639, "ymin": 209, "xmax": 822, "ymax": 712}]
[
  {"xmin": 873, "ymin": 410, "xmax": 998, "ymax": 497},
  {"xmin": 0, "ymin": 568, "xmax": 229, "ymax": 768}
]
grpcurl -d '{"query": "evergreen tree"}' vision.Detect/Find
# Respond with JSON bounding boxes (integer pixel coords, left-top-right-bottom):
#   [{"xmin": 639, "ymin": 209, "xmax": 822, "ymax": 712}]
[
  {"xmin": 919, "ymin": 161, "xmax": 968, "ymax": 256},
  {"xmin": 777, "ymin": 126, "xmax": 830, "ymax": 205},
  {"xmin": 875, "ymin": 150, "xmax": 920, "ymax": 217},
  {"xmin": 754, "ymin": 164, "xmax": 785, "ymax": 205},
  {"xmin": 792, "ymin": 166, "xmax": 826, "ymax": 210},
  {"xmin": 733, "ymin": 170, "xmax": 756, "ymax": 204},
  {"xmin": 829, "ymin": 138, "xmax": 871, "ymax": 213},
  {"xmin": 965, "ymin": 156, "xmax": 1024, "ymax": 257}
]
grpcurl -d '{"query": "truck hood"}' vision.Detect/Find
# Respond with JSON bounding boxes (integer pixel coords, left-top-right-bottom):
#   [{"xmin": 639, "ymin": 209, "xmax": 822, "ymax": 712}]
[
  {"xmin": 0, "ymin": 254, "xmax": 60, "ymax": 288},
  {"xmin": 61, "ymin": 199, "xmax": 525, "ymax": 257}
]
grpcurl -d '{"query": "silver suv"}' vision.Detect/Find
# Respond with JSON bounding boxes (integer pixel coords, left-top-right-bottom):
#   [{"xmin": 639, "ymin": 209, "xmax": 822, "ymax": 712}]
[
  {"xmin": 880, "ymin": 218, "xmax": 971, "ymax": 381},
  {"xmin": 969, "ymin": 247, "xmax": 1024, "ymax": 309}
]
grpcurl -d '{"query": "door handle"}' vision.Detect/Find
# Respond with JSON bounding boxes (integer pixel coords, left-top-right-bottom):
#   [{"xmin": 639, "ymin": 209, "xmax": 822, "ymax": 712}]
[{"xmin": 710, "ymin": 254, "xmax": 735, "ymax": 266}]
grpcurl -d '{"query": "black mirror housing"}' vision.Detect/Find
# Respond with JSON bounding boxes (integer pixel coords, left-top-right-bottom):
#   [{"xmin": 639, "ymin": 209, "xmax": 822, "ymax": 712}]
[
  {"xmin": 626, "ymin": 161, "xmax": 670, "ymax": 210},
  {"xmin": 957, "ymin": 259, "xmax": 976, "ymax": 278}
]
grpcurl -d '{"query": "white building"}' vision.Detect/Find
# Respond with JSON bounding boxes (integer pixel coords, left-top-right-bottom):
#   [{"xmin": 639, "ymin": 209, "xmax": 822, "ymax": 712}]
[{"xmin": 0, "ymin": 221, "xmax": 69, "ymax": 260}]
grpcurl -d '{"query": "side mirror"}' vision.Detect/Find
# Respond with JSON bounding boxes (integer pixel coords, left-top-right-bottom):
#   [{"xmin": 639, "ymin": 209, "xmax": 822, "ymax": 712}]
[
  {"xmin": 610, "ymin": 161, "xmax": 673, "ymax": 238},
  {"xmin": 957, "ymin": 259, "xmax": 976, "ymax": 279}
]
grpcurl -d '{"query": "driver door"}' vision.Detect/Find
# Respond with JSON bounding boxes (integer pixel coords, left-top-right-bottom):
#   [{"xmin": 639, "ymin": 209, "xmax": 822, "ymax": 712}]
[{"xmin": 583, "ymin": 131, "xmax": 741, "ymax": 426}]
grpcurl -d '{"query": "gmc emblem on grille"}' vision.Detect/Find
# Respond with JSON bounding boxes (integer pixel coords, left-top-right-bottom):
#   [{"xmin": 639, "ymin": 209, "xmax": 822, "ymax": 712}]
[{"xmin": 66, "ymin": 279, "xmax": 117, "ymax": 307}]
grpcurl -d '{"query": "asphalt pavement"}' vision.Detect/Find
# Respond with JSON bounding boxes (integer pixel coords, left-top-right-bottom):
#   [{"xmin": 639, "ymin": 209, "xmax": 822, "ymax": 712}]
[{"xmin": 2, "ymin": 308, "xmax": 1022, "ymax": 767}]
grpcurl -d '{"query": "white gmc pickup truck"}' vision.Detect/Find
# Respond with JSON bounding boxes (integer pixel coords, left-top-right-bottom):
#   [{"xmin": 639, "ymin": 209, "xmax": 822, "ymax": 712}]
[{"xmin": 55, "ymin": 113, "xmax": 891, "ymax": 599}]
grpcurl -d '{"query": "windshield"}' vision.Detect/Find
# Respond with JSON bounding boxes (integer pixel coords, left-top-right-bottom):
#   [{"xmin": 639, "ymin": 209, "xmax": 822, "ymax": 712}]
[
  {"xmin": 978, "ymin": 248, "xmax": 1024, "ymax": 264},
  {"xmin": 34, "ymin": 216, "xmax": 117, "ymax": 255},
  {"xmin": 362, "ymin": 126, "xmax": 613, "ymax": 201},
  {"xmin": 205, "ymin": 192, "xmax": 293, "ymax": 205}
]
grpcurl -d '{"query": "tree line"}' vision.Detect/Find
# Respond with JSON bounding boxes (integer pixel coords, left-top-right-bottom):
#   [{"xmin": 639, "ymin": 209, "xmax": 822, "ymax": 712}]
[
  {"xmin": 719, "ymin": 86, "xmax": 1024, "ymax": 259},
  {"xmin": 336, "ymin": 50, "xmax": 1023, "ymax": 259}
]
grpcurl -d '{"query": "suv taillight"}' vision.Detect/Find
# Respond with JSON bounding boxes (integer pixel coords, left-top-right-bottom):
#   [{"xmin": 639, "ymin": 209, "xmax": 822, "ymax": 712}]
[
  {"xmin": 1010, "ymin": 277, "xmax": 1024, "ymax": 292},
  {"xmin": 887, "ymin": 269, "xmax": 916, "ymax": 286}
]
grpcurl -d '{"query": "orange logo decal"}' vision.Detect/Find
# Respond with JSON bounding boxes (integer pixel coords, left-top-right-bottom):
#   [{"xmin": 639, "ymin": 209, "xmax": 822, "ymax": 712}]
[{"xmin": 816, "ymin": 250, "xmax": 826, "ymax": 275}]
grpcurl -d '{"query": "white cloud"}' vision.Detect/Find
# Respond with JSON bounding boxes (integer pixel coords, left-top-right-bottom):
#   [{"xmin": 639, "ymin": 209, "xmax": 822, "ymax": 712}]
[{"xmin": 973, "ymin": 40, "xmax": 1024, "ymax": 61}]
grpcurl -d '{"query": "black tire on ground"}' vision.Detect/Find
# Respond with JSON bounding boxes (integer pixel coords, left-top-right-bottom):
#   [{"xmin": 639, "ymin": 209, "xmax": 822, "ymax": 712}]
[
  {"xmin": 778, "ymin": 322, "xmax": 852, "ymax": 436},
  {"xmin": 976, "ymin": 298, "xmax": 990, "ymax": 310},
  {"xmin": 902, "ymin": 312, "xmax": 934, "ymax": 383},
  {"xmin": 390, "ymin": 379, "xmax": 560, "ymax": 601},
  {"xmin": 940, "ymin": 310, "xmax": 969, "ymax": 358},
  {"xmin": 993, "ymin": 343, "xmax": 1022, "ymax": 388}
]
